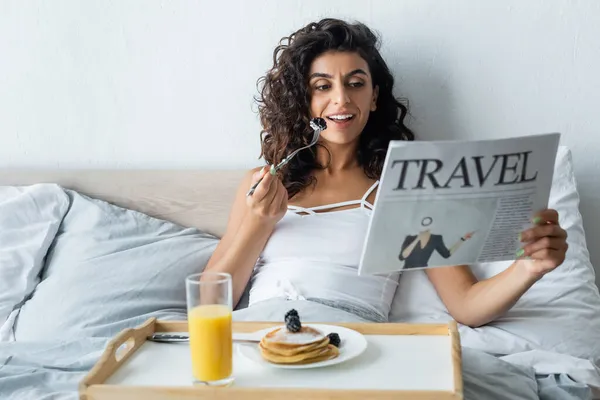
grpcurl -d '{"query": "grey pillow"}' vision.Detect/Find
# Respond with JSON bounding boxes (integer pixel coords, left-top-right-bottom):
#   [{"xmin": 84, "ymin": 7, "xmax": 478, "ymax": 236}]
[
  {"xmin": 14, "ymin": 189, "xmax": 219, "ymax": 340},
  {"xmin": 0, "ymin": 184, "xmax": 69, "ymax": 335}
]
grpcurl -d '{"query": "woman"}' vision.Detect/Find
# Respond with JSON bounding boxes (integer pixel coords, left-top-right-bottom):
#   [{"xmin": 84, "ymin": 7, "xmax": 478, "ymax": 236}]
[
  {"xmin": 204, "ymin": 18, "xmax": 568, "ymax": 328},
  {"xmin": 399, "ymin": 216, "xmax": 475, "ymax": 269}
]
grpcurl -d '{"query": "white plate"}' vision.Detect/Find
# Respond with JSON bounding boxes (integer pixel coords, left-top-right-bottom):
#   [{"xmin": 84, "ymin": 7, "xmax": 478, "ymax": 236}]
[{"xmin": 236, "ymin": 323, "xmax": 367, "ymax": 369}]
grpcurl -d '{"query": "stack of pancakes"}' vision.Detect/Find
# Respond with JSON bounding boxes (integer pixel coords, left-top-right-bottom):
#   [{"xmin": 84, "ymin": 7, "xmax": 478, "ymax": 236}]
[{"xmin": 259, "ymin": 326, "xmax": 339, "ymax": 365}]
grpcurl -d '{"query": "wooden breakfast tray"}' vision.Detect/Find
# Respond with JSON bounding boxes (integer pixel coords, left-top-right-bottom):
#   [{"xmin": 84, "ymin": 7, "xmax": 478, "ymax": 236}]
[{"xmin": 79, "ymin": 318, "xmax": 463, "ymax": 400}]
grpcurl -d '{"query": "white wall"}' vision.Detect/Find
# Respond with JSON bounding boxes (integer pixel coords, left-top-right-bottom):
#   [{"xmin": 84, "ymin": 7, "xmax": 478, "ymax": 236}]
[{"xmin": 1, "ymin": 0, "xmax": 599, "ymax": 277}]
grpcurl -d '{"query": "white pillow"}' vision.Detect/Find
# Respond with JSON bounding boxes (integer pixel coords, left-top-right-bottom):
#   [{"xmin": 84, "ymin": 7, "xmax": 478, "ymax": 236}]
[
  {"xmin": 389, "ymin": 145, "xmax": 600, "ymax": 361},
  {"xmin": 0, "ymin": 184, "xmax": 69, "ymax": 334}
]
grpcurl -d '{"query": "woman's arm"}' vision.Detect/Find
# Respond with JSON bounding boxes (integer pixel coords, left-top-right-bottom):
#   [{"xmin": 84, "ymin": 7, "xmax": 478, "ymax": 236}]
[
  {"xmin": 446, "ymin": 231, "xmax": 475, "ymax": 256},
  {"xmin": 400, "ymin": 235, "xmax": 420, "ymax": 260},
  {"xmin": 203, "ymin": 167, "xmax": 288, "ymax": 308},
  {"xmin": 425, "ymin": 262, "xmax": 540, "ymax": 327},
  {"xmin": 425, "ymin": 210, "xmax": 568, "ymax": 328}
]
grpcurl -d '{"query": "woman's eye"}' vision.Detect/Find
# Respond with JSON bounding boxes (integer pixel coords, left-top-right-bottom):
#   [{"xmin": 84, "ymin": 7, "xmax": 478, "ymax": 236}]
[
  {"xmin": 349, "ymin": 81, "xmax": 364, "ymax": 88},
  {"xmin": 315, "ymin": 84, "xmax": 330, "ymax": 91}
]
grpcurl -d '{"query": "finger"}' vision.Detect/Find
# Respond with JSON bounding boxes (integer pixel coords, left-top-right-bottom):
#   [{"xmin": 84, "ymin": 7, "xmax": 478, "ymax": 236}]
[
  {"xmin": 250, "ymin": 165, "xmax": 267, "ymax": 180},
  {"xmin": 528, "ymin": 248, "xmax": 565, "ymax": 265},
  {"xmin": 251, "ymin": 168, "xmax": 274, "ymax": 201},
  {"xmin": 262, "ymin": 172, "xmax": 280, "ymax": 205},
  {"xmin": 520, "ymin": 224, "xmax": 567, "ymax": 243},
  {"xmin": 522, "ymin": 237, "xmax": 567, "ymax": 257},
  {"xmin": 279, "ymin": 188, "xmax": 288, "ymax": 212},
  {"xmin": 272, "ymin": 182, "xmax": 287, "ymax": 211},
  {"xmin": 532, "ymin": 209, "xmax": 559, "ymax": 225}
]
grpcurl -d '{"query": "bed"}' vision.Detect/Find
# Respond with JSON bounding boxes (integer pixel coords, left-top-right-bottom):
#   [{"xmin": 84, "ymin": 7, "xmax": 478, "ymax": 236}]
[{"xmin": 1, "ymin": 146, "xmax": 600, "ymax": 399}]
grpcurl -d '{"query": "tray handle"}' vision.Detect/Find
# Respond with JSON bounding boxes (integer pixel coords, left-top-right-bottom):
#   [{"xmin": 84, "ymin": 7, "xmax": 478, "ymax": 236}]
[
  {"xmin": 448, "ymin": 320, "xmax": 463, "ymax": 399},
  {"xmin": 79, "ymin": 317, "xmax": 157, "ymax": 400}
]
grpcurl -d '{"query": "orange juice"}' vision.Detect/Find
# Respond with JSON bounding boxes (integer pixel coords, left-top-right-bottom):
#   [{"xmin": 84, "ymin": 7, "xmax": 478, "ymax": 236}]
[{"xmin": 188, "ymin": 304, "xmax": 232, "ymax": 382}]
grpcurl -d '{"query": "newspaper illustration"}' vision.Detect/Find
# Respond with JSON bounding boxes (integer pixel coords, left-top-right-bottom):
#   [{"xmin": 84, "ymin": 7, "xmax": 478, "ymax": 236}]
[{"xmin": 358, "ymin": 132, "xmax": 561, "ymax": 275}]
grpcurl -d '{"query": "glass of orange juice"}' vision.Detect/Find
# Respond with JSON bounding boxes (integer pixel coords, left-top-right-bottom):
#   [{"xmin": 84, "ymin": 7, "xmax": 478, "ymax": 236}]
[{"xmin": 185, "ymin": 272, "xmax": 233, "ymax": 386}]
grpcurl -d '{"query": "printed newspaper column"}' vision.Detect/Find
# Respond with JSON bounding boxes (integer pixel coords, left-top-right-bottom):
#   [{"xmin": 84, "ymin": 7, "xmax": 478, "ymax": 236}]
[{"xmin": 479, "ymin": 194, "xmax": 534, "ymax": 261}]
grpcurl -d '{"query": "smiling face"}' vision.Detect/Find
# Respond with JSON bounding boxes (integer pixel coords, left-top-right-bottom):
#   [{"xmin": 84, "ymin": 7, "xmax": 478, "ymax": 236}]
[{"xmin": 308, "ymin": 51, "xmax": 378, "ymax": 146}]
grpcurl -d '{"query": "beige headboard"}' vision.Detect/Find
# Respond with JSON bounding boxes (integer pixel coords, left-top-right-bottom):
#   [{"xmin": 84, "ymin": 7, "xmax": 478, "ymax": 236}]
[{"xmin": 0, "ymin": 169, "xmax": 247, "ymax": 238}]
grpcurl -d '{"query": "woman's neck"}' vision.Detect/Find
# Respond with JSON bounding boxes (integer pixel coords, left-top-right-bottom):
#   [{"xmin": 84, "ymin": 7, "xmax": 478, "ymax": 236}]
[{"xmin": 316, "ymin": 141, "xmax": 359, "ymax": 173}]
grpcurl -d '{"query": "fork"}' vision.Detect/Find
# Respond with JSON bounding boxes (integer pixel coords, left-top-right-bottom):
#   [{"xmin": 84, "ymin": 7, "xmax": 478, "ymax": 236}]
[
  {"xmin": 148, "ymin": 333, "xmax": 259, "ymax": 344},
  {"xmin": 246, "ymin": 117, "xmax": 327, "ymax": 197}
]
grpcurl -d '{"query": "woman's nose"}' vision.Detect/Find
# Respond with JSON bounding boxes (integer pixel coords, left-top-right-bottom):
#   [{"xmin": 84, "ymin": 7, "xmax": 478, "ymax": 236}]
[{"xmin": 332, "ymin": 85, "xmax": 350, "ymax": 105}]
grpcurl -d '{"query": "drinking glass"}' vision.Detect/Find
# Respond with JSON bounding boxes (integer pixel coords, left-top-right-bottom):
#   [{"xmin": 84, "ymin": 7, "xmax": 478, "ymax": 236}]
[{"xmin": 185, "ymin": 272, "xmax": 233, "ymax": 386}]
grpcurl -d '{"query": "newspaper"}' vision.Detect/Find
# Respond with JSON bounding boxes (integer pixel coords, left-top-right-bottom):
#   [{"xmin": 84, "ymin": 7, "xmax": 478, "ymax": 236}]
[{"xmin": 358, "ymin": 133, "xmax": 561, "ymax": 275}]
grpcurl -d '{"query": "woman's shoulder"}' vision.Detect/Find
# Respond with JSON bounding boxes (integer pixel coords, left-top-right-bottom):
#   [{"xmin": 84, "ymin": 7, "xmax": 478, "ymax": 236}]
[
  {"xmin": 232, "ymin": 166, "xmax": 269, "ymax": 195},
  {"xmin": 222, "ymin": 166, "xmax": 269, "ymax": 235},
  {"xmin": 244, "ymin": 165, "xmax": 267, "ymax": 182},
  {"xmin": 248, "ymin": 165, "xmax": 266, "ymax": 174},
  {"xmin": 238, "ymin": 165, "xmax": 266, "ymax": 182}
]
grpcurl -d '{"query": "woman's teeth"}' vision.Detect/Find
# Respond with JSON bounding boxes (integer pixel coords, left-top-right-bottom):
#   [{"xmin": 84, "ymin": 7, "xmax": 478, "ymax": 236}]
[{"xmin": 327, "ymin": 114, "xmax": 354, "ymax": 121}]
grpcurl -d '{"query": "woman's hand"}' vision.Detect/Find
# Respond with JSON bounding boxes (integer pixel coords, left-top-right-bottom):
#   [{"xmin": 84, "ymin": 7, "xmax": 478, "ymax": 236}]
[
  {"xmin": 245, "ymin": 166, "xmax": 288, "ymax": 227},
  {"xmin": 463, "ymin": 231, "xmax": 475, "ymax": 240},
  {"xmin": 516, "ymin": 209, "xmax": 568, "ymax": 280},
  {"xmin": 203, "ymin": 166, "xmax": 289, "ymax": 308}
]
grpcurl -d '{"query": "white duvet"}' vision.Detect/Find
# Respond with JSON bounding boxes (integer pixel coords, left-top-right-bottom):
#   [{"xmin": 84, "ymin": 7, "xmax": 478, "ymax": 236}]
[
  {"xmin": 0, "ymin": 298, "xmax": 592, "ymax": 400},
  {"xmin": 1, "ymin": 146, "xmax": 599, "ymax": 398}
]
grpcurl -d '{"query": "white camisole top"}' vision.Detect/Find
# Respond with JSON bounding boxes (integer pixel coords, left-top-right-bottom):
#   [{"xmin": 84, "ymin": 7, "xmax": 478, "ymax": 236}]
[{"xmin": 248, "ymin": 181, "xmax": 400, "ymax": 322}]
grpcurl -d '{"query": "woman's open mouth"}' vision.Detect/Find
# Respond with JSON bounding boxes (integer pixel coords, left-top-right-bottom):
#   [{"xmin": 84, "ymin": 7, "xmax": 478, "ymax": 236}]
[{"xmin": 326, "ymin": 114, "xmax": 355, "ymax": 127}]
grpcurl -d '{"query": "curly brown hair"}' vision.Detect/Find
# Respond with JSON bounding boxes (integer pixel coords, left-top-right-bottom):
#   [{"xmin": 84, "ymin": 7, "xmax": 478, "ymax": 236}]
[{"xmin": 255, "ymin": 18, "xmax": 415, "ymax": 198}]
